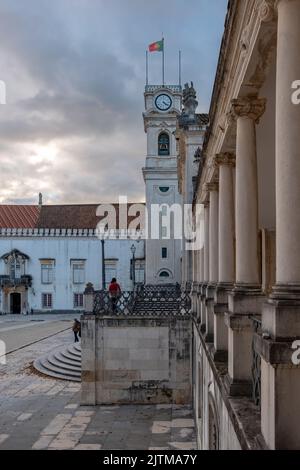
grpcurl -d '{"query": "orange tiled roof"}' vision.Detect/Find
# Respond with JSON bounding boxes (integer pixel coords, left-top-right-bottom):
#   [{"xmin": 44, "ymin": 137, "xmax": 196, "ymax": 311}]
[
  {"xmin": 0, "ymin": 205, "xmax": 40, "ymax": 228},
  {"xmin": 0, "ymin": 203, "xmax": 145, "ymax": 230}
]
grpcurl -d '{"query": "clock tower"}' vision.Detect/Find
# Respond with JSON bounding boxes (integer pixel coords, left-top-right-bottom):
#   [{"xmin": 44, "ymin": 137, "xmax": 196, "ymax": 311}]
[{"xmin": 142, "ymin": 84, "xmax": 183, "ymax": 285}]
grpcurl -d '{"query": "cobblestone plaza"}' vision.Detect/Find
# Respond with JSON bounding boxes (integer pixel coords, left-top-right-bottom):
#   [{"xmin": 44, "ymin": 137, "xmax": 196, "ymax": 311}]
[{"xmin": 0, "ymin": 318, "xmax": 196, "ymax": 450}]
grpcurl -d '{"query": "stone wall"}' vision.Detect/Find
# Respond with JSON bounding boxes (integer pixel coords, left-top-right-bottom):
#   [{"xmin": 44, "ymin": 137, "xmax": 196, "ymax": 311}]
[
  {"xmin": 192, "ymin": 323, "xmax": 263, "ymax": 450},
  {"xmin": 81, "ymin": 315, "xmax": 192, "ymax": 405}
]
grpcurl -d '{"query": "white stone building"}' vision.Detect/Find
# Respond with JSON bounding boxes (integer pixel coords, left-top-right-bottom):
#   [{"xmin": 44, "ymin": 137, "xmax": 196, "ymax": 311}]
[
  {"xmin": 0, "ymin": 204, "xmax": 145, "ymax": 314},
  {"xmin": 178, "ymin": 0, "xmax": 300, "ymax": 451}
]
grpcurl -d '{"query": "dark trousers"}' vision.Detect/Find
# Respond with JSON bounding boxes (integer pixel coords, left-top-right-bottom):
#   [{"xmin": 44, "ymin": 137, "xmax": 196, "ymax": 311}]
[
  {"xmin": 74, "ymin": 331, "xmax": 79, "ymax": 343},
  {"xmin": 111, "ymin": 297, "xmax": 118, "ymax": 313}
]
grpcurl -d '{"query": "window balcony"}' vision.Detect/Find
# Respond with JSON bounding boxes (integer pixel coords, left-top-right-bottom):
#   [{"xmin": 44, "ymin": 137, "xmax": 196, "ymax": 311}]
[{"xmin": 0, "ymin": 275, "xmax": 32, "ymax": 288}]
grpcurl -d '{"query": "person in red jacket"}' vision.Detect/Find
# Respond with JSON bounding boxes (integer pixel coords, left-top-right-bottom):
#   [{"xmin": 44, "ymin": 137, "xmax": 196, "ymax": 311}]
[{"xmin": 108, "ymin": 278, "xmax": 121, "ymax": 313}]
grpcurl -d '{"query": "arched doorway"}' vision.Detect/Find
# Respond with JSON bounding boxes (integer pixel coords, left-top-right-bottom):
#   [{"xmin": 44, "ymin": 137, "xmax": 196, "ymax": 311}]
[{"xmin": 10, "ymin": 293, "xmax": 21, "ymax": 314}]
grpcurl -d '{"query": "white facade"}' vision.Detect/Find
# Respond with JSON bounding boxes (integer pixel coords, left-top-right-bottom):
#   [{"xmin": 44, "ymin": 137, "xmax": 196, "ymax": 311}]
[
  {"xmin": 0, "ymin": 230, "xmax": 145, "ymax": 314},
  {"xmin": 143, "ymin": 85, "xmax": 183, "ymax": 285}
]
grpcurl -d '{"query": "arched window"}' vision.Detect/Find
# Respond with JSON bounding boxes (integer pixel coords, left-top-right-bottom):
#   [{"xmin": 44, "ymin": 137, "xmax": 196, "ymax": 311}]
[
  {"xmin": 158, "ymin": 132, "xmax": 170, "ymax": 156},
  {"xmin": 159, "ymin": 271, "xmax": 170, "ymax": 278}
]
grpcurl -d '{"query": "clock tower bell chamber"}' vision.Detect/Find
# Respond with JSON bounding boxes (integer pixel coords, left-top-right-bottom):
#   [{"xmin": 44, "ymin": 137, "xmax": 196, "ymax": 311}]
[{"xmin": 142, "ymin": 84, "xmax": 183, "ymax": 285}]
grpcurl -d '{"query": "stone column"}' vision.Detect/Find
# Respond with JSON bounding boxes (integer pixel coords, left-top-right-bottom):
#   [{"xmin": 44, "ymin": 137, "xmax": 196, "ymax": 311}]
[
  {"xmin": 213, "ymin": 154, "xmax": 236, "ymax": 360},
  {"xmin": 206, "ymin": 183, "xmax": 219, "ymax": 342},
  {"xmin": 217, "ymin": 154, "xmax": 236, "ymax": 285},
  {"xmin": 232, "ymin": 98, "xmax": 266, "ymax": 288},
  {"xmin": 225, "ymin": 97, "xmax": 266, "ymax": 396},
  {"xmin": 259, "ymin": 0, "xmax": 300, "ymax": 450},
  {"xmin": 208, "ymin": 183, "xmax": 219, "ymax": 285},
  {"xmin": 204, "ymin": 204, "xmax": 210, "ymax": 282},
  {"xmin": 201, "ymin": 203, "xmax": 210, "ymax": 332}
]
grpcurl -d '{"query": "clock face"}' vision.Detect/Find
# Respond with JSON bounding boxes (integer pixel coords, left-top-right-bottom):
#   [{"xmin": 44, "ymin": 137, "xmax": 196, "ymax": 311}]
[{"xmin": 155, "ymin": 94, "xmax": 172, "ymax": 111}]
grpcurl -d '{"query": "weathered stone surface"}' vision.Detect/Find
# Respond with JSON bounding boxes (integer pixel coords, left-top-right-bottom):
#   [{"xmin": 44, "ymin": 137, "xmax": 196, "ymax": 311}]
[{"xmin": 81, "ymin": 315, "xmax": 192, "ymax": 405}]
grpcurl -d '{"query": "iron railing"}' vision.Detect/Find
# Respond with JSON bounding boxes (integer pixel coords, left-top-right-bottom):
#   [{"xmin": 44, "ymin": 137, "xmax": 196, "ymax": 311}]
[
  {"xmin": 251, "ymin": 316, "xmax": 262, "ymax": 408},
  {"xmin": 93, "ymin": 284, "xmax": 191, "ymax": 317}
]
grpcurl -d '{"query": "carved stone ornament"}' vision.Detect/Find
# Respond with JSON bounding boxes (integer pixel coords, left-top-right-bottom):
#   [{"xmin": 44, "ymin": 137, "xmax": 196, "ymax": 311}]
[
  {"xmin": 240, "ymin": 23, "xmax": 252, "ymax": 54},
  {"xmin": 258, "ymin": 0, "xmax": 277, "ymax": 22},
  {"xmin": 215, "ymin": 153, "xmax": 236, "ymax": 167},
  {"xmin": 229, "ymin": 97, "xmax": 266, "ymax": 124},
  {"xmin": 205, "ymin": 182, "xmax": 219, "ymax": 193}
]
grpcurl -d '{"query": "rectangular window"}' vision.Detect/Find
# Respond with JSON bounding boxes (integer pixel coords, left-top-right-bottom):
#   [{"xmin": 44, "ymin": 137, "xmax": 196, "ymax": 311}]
[
  {"xmin": 42, "ymin": 293, "xmax": 52, "ymax": 309},
  {"xmin": 74, "ymin": 293, "xmax": 84, "ymax": 308},
  {"xmin": 135, "ymin": 260, "xmax": 145, "ymax": 284},
  {"xmin": 162, "ymin": 247, "xmax": 168, "ymax": 259},
  {"xmin": 161, "ymin": 226, "xmax": 168, "ymax": 239},
  {"xmin": 72, "ymin": 261, "xmax": 85, "ymax": 284},
  {"xmin": 41, "ymin": 260, "xmax": 55, "ymax": 284}
]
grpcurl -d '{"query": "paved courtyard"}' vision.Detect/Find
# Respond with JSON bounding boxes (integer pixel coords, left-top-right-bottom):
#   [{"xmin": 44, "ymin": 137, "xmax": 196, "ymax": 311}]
[{"xmin": 0, "ymin": 322, "xmax": 197, "ymax": 450}]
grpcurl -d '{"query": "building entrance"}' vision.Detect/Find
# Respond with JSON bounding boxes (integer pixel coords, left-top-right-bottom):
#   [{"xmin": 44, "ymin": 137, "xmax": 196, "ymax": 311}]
[{"xmin": 10, "ymin": 292, "xmax": 21, "ymax": 314}]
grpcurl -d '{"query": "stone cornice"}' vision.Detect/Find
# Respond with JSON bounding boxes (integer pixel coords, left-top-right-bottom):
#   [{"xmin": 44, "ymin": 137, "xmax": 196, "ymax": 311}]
[
  {"xmin": 229, "ymin": 97, "xmax": 266, "ymax": 124},
  {"xmin": 0, "ymin": 228, "xmax": 144, "ymax": 239}
]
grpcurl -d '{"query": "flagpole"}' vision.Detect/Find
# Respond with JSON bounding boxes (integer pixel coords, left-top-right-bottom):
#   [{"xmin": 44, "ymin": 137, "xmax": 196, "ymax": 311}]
[
  {"xmin": 146, "ymin": 50, "xmax": 149, "ymax": 86},
  {"xmin": 179, "ymin": 50, "xmax": 182, "ymax": 87},
  {"xmin": 162, "ymin": 36, "xmax": 165, "ymax": 87}
]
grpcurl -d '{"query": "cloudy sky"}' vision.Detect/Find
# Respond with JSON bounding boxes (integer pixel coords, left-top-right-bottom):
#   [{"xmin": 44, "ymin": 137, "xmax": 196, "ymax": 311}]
[{"xmin": 0, "ymin": 0, "xmax": 228, "ymax": 205}]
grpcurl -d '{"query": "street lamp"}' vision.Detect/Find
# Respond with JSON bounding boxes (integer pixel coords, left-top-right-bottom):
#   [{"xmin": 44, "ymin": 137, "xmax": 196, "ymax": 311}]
[
  {"xmin": 101, "ymin": 239, "xmax": 106, "ymax": 290},
  {"xmin": 131, "ymin": 244, "xmax": 136, "ymax": 287}
]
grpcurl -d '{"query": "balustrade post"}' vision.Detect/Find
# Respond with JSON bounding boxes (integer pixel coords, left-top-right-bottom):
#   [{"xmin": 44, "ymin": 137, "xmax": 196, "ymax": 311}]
[{"xmin": 84, "ymin": 283, "xmax": 95, "ymax": 314}]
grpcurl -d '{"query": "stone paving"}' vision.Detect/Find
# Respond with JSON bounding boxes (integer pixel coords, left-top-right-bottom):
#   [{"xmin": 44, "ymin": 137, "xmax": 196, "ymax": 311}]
[{"xmin": 0, "ymin": 328, "xmax": 197, "ymax": 450}]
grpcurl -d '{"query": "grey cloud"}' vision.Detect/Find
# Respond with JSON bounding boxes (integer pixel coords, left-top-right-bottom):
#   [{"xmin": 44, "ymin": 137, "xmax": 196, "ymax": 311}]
[{"xmin": 0, "ymin": 0, "xmax": 228, "ymax": 204}]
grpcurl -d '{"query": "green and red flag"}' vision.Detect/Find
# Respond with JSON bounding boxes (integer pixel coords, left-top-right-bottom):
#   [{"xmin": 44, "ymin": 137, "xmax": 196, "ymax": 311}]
[{"xmin": 149, "ymin": 40, "xmax": 164, "ymax": 52}]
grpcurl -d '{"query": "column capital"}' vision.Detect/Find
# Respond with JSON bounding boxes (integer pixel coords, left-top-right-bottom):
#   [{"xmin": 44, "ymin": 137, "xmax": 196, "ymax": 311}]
[
  {"xmin": 230, "ymin": 97, "xmax": 266, "ymax": 124},
  {"xmin": 259, "ymin": 0, "xmax": 278, "ymax": 23},
  {"xmin": 205, "ymin": 182, "xmax": 219, "ymax": 193},
  {"xmin": 215, "ymin": 153, "xmax": 236, "ymax": 167}
]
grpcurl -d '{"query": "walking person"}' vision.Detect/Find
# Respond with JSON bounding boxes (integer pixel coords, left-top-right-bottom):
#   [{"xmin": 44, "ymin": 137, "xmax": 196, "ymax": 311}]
[
  {"xmin": 108, "ymin": 278, "xmax": 121, "ymax": 314},
  {"xmin": 72, "ymin": 318, "xmax": 81, "ymax": 343}
]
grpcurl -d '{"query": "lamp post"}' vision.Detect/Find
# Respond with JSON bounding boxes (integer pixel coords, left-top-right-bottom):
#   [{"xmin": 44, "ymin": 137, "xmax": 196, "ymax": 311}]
[
  {"xmin": 101, "ymin": 239, "xmax": 106, "ymax": 290},
  {"xmin": 131, "ymin": 244, "xmax": 136, "ymax": 288}
]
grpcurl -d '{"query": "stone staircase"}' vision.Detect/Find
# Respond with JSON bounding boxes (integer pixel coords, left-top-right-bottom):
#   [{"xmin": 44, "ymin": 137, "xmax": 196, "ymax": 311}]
[{"xmin": 34, "ymin": 343, "xmax": 81, "ymax": 382}]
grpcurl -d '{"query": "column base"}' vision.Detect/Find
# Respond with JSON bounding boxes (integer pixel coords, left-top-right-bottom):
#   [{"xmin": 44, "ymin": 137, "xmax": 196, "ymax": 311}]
[
  {"xmin": 229, "ymin": 285, "xmax": 265, "ymax": 315},
  {"xmin": 270, "ymin": 283, "xmax": 300, "ymax": 301},
  {"xmin": 211, "ymin": 347, "xmax": 228, "ymax": 363},
  {"xmin": 225, "ymin": 313, "xmax": 254, "ymax": 394},
  {"xmin": 259, "ymin": 293, "xmax": 300, "ymax": 449},
  {"xmin": 200, "ymin": 283, "xmax": 208, "ymax": 330},
  {"xmin": 263, "ymin": 290, "xmax": 300, "ymax": 340},
  {"xmin": 224, "ymin": 373, "xmax": 252, "ymax": 397},
  {"xmin": 205, "ymin": 284, "xmax": 216, "ymax": 343}
]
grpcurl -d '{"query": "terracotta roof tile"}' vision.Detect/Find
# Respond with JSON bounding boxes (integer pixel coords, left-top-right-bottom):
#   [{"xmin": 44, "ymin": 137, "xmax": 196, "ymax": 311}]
[
  {"xmin": 0, "ymin": 203, "xmax": 145, "ymax": 230},
  {"xmin": 0, "ymin": 205, "xmax": 40, "ymax": 228}
]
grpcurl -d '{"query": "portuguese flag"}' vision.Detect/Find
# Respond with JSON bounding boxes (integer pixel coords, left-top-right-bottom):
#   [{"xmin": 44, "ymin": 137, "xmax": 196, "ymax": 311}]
[{"xmin": 149, "ymin": 39, "xmax": 164, "ymax": 52}]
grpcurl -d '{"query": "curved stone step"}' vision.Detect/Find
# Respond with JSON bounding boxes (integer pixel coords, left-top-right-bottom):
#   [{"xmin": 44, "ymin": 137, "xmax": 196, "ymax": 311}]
[
  {"xmin": 73, "ymin": 343, "xmax": 81, "ymax": 353},
  {"xmin": 34, "ymin": 343, "xmax": 82, "ymax": 382},
  {"xmin": 53, "ymin": 351, "xmax": 81, "ymax": 368},
  {"xmin": 67, "ymin": 344, "xmax": 81, "ymax": 358},
  {"xmin": 47, "ymin": 353, "xmax": 81, "ymax": 373},
  {"xmin": 59, "ymin": 349, "xmax": 82, "ymax": 364},
  {"xmin": 34, "ymin": 358, "xmax": 81, "ymax": 382}
]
